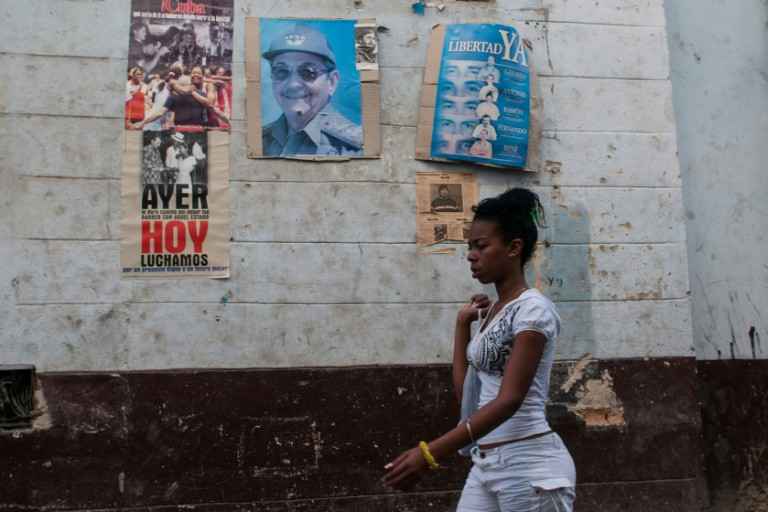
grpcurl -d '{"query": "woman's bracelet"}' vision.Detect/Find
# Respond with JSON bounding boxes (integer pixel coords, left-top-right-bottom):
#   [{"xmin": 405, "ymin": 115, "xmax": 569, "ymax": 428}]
[
  {"xmin": 418, "ymin": 441, "xmax": 440, "ymax": 470},
  {"xmin": 465, "ymin": 420, "xmax": 475, "ymax": 444}
]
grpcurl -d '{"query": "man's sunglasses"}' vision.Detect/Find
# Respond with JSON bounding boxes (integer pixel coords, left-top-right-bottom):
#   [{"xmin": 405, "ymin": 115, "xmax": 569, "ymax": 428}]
[{"xmin": 270, "ymin": 63, "xmax": 333, "ymax": 83}]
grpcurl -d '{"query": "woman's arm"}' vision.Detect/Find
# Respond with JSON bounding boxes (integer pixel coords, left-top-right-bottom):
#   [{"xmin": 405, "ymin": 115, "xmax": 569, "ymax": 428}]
[
  {"xmin": 452, "ymin": 294, "xmax": 489, "ymax": 403},
  {"xmin": 383, "ymin": 330, "xmax": 546, "ymax": 488},
  {"xmin": 452, "ymin": 317, "xmax": 471, "ymax": 404}
]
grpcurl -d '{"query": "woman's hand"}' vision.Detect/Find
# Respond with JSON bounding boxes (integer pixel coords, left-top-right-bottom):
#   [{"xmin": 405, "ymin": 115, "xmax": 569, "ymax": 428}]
[
  {"xmin": 457, "ymin": 294, "xmax": 491, "ymax": 326},
  {"xmin": 382, "ymin": 446, "xmax": 427, "ymax": 490}
]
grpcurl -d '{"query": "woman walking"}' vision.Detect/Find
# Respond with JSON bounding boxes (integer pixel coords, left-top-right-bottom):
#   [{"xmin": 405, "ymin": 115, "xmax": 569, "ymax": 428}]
[{"xmin": 383, "ymin": 188, "xmax": 576, "ymax": 511}]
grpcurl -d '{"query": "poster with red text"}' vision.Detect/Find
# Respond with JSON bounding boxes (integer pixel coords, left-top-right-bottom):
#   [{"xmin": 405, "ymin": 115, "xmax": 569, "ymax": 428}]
[
  {"xmin": 122, "ymin": 0, "xmax": 232, "ymax": 279},
  {"xmin": 121, "ymin": 129, "xmax": 230, "ymax": 278}
]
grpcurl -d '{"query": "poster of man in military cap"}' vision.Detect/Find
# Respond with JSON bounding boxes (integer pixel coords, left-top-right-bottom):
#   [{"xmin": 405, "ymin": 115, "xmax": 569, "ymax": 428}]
[{"xmin": 248, "ymin": 18, "xmax": 377, "ymax": 159}]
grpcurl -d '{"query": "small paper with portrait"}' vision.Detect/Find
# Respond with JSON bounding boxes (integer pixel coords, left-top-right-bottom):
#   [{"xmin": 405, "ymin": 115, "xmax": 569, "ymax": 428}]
[
  {"xmin": 246, "ymin": 17, "xmax": 381, "ymax": 160},
  {"xmin": 416, "ymin": 172, "xmax": 478, "ymax": 250}
]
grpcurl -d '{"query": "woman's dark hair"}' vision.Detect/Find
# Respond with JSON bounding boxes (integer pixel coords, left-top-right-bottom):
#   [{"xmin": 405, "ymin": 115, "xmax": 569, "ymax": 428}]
[{"xmin": 471, "ymin": 188, "xmax": 546, "ymax": 268}]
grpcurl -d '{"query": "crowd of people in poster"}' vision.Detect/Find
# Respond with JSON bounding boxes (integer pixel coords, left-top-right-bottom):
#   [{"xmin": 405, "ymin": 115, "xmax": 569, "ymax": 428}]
[{"xmin": 126, "ymin": 0, "xmax": 234, "ymax": 134}]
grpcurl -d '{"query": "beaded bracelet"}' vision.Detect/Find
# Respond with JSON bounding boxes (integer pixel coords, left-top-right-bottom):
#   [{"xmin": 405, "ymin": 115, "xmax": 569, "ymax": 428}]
[{"xmin": 419, "ymin": 441, "xmax": 440, "ymax": 470}]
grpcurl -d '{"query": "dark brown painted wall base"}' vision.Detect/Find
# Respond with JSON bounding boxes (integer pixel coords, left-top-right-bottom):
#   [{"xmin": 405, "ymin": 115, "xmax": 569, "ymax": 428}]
[
  {"xmin": 0, "ymin": 359, "xmax": 707, "ymax": 511},
  {"xmin": 698, "ymin": 360, "xmax": 768, "ymax": 512}
]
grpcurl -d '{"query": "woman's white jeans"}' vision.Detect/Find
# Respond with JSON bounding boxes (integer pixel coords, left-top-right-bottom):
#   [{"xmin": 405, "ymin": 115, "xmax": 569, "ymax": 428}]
[{"xmin": 456, "ymin": 433, "xmax": 576, "ymax": 512}]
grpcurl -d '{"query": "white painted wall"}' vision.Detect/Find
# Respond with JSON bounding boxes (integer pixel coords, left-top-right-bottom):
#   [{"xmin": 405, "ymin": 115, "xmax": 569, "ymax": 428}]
[
  {"xmin": 665, "ymin": 1, "xmax": 768, "ymax": 360},
  {"xmin": 0, "ymin": 0, "xmax": 693, "ymax": 370}
]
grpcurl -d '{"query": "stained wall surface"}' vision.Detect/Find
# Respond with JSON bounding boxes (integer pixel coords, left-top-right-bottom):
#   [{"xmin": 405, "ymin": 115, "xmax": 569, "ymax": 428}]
[
  {"xmin": 665, "ymin": 3, "xmax": 768, "ymax": 510},
  {"xmin": 1, "ymin": 0, "xmax": 693, "ymax": 371},
  {"xmin": 665, "ymin": 1, "xmax": 768, "ymax": 361}
]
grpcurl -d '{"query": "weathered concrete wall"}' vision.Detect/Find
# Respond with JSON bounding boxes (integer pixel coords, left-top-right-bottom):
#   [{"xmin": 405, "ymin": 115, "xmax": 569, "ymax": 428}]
[
  {"xmin": 665, "ymin": 3, "xmax": 768, "ymax": 511},
  {"xmin": 0, "ymin": 0, "xmax": 693, "ymax": 371},
  {"xmin": 665, "ymin": 0, "xmax": 768, "ymax": 361}
]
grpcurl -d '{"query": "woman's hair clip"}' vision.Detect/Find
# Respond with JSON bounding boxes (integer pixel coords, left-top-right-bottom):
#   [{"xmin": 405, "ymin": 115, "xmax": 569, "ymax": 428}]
[
  {"xmin": 530, "ymin": 206, "xmax": 546, "ymax": 228},
  {"xmin": 530, "ymin": 208, "xmax": 540, "ymax": 227}
]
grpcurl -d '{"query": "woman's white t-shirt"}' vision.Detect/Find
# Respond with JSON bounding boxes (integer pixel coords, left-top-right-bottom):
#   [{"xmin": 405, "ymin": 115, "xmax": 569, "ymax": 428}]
[{"xmin": 466, "ymin": 288, "xmax": 560, "ymax": 444}]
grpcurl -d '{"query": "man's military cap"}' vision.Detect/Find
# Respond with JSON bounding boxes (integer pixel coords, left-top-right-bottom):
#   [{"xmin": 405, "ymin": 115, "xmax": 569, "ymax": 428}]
[{"xmin": 262, "ymin": 24, "xmax": 336, "ymax": 66}]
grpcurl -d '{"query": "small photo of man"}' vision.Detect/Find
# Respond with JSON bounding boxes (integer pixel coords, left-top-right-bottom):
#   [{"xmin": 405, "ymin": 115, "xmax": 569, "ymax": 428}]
[
  {"xmin": 430, "ymin": 184, "xmax": 463, "ymax": 213},
  {"xmin": 260, "ymin": 19, "xmax": 363, "ymax": 158},
  {"xmin": 355, "ymin": 24, "xmax": 378, "ymax": 67}
]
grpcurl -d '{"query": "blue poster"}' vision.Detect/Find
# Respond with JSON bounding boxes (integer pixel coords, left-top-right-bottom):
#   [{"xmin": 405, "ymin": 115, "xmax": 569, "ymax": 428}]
[
  {"xmin": 430, "ymin": 24, "xmax": 530, "ymax": 168},
  {"xmin": 259, "ymin": 18, "xmax": 363, "ymax": 157}
]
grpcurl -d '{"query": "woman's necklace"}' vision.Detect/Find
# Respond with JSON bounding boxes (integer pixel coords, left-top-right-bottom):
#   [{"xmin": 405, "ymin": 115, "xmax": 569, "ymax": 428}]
[
  {"xmin": 496, "ymin": 284, "xmax": 529, "ymax": 309},
  {"xmin": 481, "ymin": 285, "xmax": 528, "ymax": 332}
]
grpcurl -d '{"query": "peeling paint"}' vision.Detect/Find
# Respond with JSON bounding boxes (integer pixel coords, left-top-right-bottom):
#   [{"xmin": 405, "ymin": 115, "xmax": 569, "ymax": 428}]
[
  {"xmin": 562, "ymin": 360, "xmax": 626, "ymax": 428},
  {"xmin": 569, "ymin": 369, "xmax": 626, "ymax": 427},
  {"xmin": 561, "ymin": 353, "xmax": 593, "ymax": 393},
  {"xmin": 31, "ymin": 380, "xmax": 51, "ymax": 431}
]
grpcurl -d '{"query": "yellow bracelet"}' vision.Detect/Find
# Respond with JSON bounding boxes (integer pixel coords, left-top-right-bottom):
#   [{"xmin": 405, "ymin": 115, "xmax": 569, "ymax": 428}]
[{"xmin": 419, "ymin": 441, "xmax": 440, "ymax": 470}]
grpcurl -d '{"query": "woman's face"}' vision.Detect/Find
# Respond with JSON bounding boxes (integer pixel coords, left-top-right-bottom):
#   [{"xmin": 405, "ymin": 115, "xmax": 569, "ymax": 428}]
[{"xmin": 466, "ymin": 220, "xmax": 520, "ymax": 283}]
